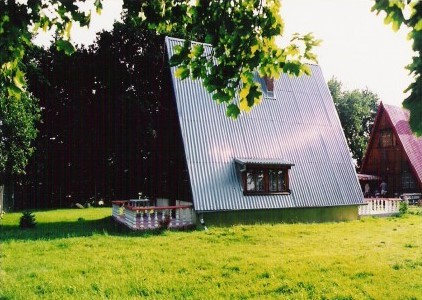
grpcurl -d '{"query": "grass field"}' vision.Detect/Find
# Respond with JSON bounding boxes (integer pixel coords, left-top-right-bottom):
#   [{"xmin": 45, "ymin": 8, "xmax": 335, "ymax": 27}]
[{"xmin": 1, "ymin": 208, "xmax": 422, "ymax": 299}]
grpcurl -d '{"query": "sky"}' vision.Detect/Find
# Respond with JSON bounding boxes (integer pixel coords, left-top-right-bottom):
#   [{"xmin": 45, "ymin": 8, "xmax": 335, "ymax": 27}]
[
  {"xmin": 282, "ymin": 0, "xmax": 414, "ymax": 107},
  {"xmin": 33, "ymin": 0, "xmax": 414, "ymax": 107}
]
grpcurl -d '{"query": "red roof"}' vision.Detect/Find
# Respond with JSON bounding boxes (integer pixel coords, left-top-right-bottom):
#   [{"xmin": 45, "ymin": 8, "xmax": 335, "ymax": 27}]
[{"xmin": 383, "ymin": 103, "xmax": 422, "ymax": 184}]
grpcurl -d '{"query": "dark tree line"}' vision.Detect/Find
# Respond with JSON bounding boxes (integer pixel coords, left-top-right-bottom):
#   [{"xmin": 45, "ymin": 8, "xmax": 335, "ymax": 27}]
[{"xmin": 16, "ymin": 21, "xmax": 188, "ymax": 209}]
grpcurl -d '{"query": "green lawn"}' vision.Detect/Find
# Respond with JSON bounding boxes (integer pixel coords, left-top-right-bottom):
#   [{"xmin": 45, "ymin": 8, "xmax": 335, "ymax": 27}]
[{"xmin": 1, "ymin": 208, "xmax": 422, "ymax": 300}]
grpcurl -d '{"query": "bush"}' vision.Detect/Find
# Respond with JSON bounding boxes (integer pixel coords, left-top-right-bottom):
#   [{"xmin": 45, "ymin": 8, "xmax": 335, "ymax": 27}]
[
  {"xmin": 19, "ymin": 211, "xmax": 37, "ymax": 229},
  {"xmin": 399, "ymin": 201, "xmax": 408, "ymax": 216}
]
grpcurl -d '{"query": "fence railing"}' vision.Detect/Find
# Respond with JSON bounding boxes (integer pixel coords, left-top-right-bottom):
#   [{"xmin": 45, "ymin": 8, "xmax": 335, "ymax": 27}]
[
  {"xmin": 359, "ymin": 198, "xmax": 401, "ymax": 216},
  {"xmin": 111, "ymin": 201, "xmax": 194, "ymax": 230}
]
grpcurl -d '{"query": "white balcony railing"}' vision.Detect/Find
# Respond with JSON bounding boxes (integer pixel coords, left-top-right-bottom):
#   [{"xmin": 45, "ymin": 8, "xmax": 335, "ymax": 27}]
[
  {"xmin": 112, "ymin": 201, "xmax": 194, "ymax": 230},
  {"xmin": 359, "ymin": 198, "xmax": 401, "ymax": 216}
]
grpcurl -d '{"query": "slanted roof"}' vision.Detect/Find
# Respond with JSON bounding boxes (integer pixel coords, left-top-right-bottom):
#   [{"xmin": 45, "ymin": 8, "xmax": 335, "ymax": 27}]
[
  {"xmin": 380, "ymin": 103, "xmax": 422, "ymax": 184},
  {"xmin": 165, "ymin": 37, "xmax": 364, "ymax": 212}
]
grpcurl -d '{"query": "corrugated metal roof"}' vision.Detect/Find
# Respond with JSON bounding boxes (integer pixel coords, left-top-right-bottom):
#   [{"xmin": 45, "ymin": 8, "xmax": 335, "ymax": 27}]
[
  {"xmin": 165, "ymin": 37, "xmax": 364, "ymax": 212},
  {"xmin": 383, "ymin": 103, "xmax": 422, "ymax": 185},
  {"xmin": 235, "ymin": 158, "xmax": 295, "ymax": 166}
]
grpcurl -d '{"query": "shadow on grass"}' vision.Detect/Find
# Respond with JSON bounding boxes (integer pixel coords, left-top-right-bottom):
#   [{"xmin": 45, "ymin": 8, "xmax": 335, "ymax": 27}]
[{"xmin": 0, "ymin": 217, "xmax": 168, "ymax": 241}]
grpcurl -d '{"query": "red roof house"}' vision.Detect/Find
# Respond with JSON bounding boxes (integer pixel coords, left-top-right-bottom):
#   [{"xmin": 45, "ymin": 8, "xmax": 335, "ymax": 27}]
[{"xmin": 361, "ymin": 102, "xmax": 422, "ymax": 196}]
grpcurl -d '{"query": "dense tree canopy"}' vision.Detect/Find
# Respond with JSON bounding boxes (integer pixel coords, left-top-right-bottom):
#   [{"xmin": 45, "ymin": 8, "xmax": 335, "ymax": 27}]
[
  {"xmin": 0, "ymin": 90, "xmax": 39, "ymax": 180},
  {"xmin": 18, "ymin": 19, "xmax": 188, "ymax": 208},
  {"xmin": 0, "ymin": 0, "xmax": 420, "ymax": 124},
  {"xmin": 1, "ymin": 0, "xmax": 319, "ymax": 119},
  {"xmin": 372, "ymin": 0, "xmax": 422, "ymax": 136},
  {"xmin": 328, "ymin": 78, "xmax": 379, "ymax": 168}
]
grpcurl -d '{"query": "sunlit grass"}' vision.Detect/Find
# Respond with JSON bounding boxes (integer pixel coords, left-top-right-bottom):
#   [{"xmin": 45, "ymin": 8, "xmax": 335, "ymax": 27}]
[{"xmin": 1, "ymin": 207, "xmax": 422, "ymax": 299}]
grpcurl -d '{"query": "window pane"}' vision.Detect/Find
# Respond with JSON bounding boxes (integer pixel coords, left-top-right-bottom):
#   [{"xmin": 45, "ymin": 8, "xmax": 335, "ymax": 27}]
[
  {"xmin": 256, "ymin": 170, "xmax": 264, "ymax": 191},
  {"xmin": 277, "ymin": 170, "xmax": 285, "ymax": 191},
  {"xmin": 402, "ymin": 163, "xmax": 417, "ymax": 191},
  {"xmin": 380, "ymin": 131, "xmax": 392, "ymax": 147},
  {"xmin": 246, "ymin": 172, "xmax": 255, "ymax": 191},
  {"xmin": 269, "ymin": 170, "xmax": 276, "ymax": 191},
  {"xmin": 247, "ymin": 170, "xmax": 264, "ymax": 192},
  {"xmin": 269, "ymin": 169, "xmax": 285, "ymax": 192}
]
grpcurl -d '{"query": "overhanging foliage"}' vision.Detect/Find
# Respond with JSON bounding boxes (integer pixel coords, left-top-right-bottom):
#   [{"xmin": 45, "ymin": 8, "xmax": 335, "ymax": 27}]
[
  {"xmin": 1, "ymin": 0, "xmax": 320, "ymax": 119},
  {"xmin": 372, "ymin": 0, "xmax": 422, "ymax": 136}
]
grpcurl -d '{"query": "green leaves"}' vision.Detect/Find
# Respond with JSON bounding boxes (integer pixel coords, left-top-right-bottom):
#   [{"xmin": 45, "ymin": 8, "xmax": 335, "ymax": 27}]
[
  {"xmin": 191, "ymin": 44, "xmax": 204, "ymax": 58},
  {"xmin": 403, "ymin": 91, "xmax": 422, "ymax": 137},
  {"xmin": 162, "ymin": 0, "xmax": 320, "ymax": 118},
  {"xmin": 0, "ymin": 89, "xmax": 40, "ymax": 177},
  {"xmin": 12, "ymin": 69, "xmax": 25, "ymax": 91},
  {"xmin": 7, "ymin": 84, "xmax": 22, "ymax": 100},
  {"xmin": 211, "ymin": 90, "xmax": 231, "ymax": 104},
  {"xmin": 55, "ymin": 40, "xmax": 75, "ymax": 56},
  {"xmin": 372, "ymin": 0, "xmax": 422, "ymax": 135},
  {"xmin": 226, "ymin": 104, "xmax": 240, "ymax": 119},
  {"xmin": 175, "ymin": 66, "xmax": 190, "ymax": 79},
  {"xmin": 328, "ymin": 77, "xmax": 379, "ymax": 167},
  {"xmin": 1, "ymin": 0, "xmax": 322, "ymax": 123},
  {"xmin": 94, "ymin": 0, "xmax": 103, "ymax": 14}
]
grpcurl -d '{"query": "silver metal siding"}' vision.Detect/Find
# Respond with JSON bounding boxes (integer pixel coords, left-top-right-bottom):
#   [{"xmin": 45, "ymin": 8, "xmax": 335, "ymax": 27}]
[{"xmin": 165, "ymin": 37, "xmax": 364, "ymax": 212}]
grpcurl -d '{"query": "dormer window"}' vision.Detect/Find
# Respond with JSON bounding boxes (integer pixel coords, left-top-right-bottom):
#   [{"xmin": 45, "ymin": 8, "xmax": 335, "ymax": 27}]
[
  {"xmin": 235, "ymin": 158, "xmax": 294, "ymax": 195},
  {"xmin": 264, "ymin": 76, "xmax": 274, "ymax": 92},
  {"xmin": 263, "ymin": 76, "xmax": 275, "ymax": 99}
]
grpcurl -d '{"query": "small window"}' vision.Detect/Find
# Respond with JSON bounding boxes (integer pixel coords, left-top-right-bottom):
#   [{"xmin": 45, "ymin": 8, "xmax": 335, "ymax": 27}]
[
  {"xmin": 263, "ymin": 76, "xmax": 275, "ymax": 98},
  {"xmin": 235, "ymin": 158, "xmax": 294, "ymax": 195},
  {"xmin": 264, "ymin": 76, "xmax": 274, "ymax": 92},
  {"xmin": 246, "ymin": 170, "xmax": 264, "ymax": 192},
  {"xmin": 379, "ymin": 130, "xmax": 393, "ymax": 147},
  {"xmin": 243, "ymin": 167, "xmax": 290, "ymax": 195},
  {"xmin": 402, "ymin": 162, "xmax": 417, "ymax": 192},
  {"xmin": 269, "ymin": 169, "xmax": 286, "ymax": 192}
]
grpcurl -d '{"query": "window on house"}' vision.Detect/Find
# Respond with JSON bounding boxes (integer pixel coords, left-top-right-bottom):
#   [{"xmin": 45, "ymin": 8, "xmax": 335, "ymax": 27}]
[
  {"xmin": 379, "ymin": 130, "xmax": 393, "ymax": 147},
  {"xmin": 235, "ymin": 158, "xmax": 293, "ymax": 195},
  {"xmin": 269, "ymin": 169, "xmax": 286, "ymax": 192},
  {"xmin": 402, "ymin": 162, "xmax": 417, "ymax": 192},
  {"xmin": 263, "ymin": 76, "xmax": 275, "ymax": 98},
  {"xmin": 246, "ymin": 170, "xmax": 264, "ymax": 192}
]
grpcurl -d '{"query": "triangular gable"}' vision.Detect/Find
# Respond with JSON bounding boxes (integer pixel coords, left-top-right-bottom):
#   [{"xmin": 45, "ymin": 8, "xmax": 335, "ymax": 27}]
[{"xmin": 361, "ymin": 102, "xmax": 422, "ymax": 188}]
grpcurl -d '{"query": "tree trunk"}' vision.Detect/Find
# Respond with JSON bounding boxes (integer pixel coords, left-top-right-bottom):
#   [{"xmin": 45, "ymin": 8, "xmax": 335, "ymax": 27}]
[
  {"xmin": 0, "ymin": 178, "xmax": 15, "ymax": 212},
  {"xmin": 0, "ymin": 184, "xmax": 4, "ymax": 213}
]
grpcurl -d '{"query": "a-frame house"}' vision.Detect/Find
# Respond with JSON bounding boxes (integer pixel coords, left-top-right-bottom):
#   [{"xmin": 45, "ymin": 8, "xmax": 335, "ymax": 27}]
[
  {"xmin": 361, "ymin": 102, "xmax": 422, "ymax": 196},
  {"xmin": 153, "ymin": 37, "xmax": 365, "ymax": 225}
]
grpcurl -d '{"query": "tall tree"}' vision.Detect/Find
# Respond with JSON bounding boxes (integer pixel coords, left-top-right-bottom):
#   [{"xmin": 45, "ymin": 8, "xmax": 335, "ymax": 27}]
[
  {"xmin": 372, "ymin": 0, "xmax": 422, "ymax": 136},
  {"xmin": 328, "ymin": 78, "xmax": 379, "ymax": 168},
  {"xmin": 0, "ymin": 89, "xmax": 40, "ymax": 211},
  {"xmin": 19, "ymin": 20, "xmax": 187, "ymax": 208}
]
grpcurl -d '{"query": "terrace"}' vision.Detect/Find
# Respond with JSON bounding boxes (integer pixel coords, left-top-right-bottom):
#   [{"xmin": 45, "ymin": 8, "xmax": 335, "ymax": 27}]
[
  {"xmin": 358, "ymin": 198, "xmax": 402, "ymax": 216},
  {"xmin": 111, "ymin": 200, "xmax": 195, "ymax": 231}
]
